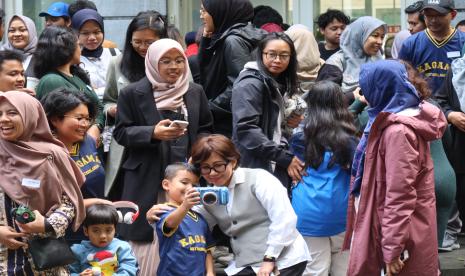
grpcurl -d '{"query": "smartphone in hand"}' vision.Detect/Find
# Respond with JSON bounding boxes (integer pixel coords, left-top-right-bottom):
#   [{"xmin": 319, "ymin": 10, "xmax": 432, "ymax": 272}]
[{"xmin": 169, "ymin": 120, "xmax": 189, "ymax": 129}]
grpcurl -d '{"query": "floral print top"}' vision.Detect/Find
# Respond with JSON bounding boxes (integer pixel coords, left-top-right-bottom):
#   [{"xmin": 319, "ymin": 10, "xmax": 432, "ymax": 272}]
[{"xmin": 0, "ymin": 187, "xmax": 75, "ymax": 275}]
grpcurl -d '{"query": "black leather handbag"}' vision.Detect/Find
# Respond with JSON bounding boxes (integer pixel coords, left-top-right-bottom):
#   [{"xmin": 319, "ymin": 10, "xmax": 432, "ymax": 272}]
[{"xmin": 28, "ymin": 237, "xmax": 77, "ymax": 271}]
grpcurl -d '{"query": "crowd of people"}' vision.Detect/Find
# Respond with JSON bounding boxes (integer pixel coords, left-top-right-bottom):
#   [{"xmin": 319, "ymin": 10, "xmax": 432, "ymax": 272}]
[{"xmin": 0, "ymin": 0, "xmax": 463, "ymax": 275}]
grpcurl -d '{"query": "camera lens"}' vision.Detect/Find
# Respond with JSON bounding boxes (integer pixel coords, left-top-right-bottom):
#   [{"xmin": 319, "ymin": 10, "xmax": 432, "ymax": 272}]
[{"xmin": 202, "ymin": 192, "xmax": 218, "ymax": 205}]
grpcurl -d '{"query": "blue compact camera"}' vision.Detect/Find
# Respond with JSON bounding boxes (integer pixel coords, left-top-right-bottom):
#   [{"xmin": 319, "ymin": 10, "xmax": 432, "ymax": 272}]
[{"xmin": 196, "ymin": 187, "xmax": 229, "ymax": 205}]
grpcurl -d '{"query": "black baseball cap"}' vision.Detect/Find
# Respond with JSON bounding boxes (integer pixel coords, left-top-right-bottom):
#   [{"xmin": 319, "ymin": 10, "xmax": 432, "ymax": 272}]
[{"xmin": 422, "ymin": 0, "xmax": 455, "ymax": 14}]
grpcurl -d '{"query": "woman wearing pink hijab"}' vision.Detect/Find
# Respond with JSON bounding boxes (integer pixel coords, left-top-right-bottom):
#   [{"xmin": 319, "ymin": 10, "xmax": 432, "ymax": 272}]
[
  {"xmin": 0, "ymin": 91, "xmax": 85, "ymax": 274},
  {"xmin": 113, "ymin": 38, "xmax": 213, "ymax": 275}
]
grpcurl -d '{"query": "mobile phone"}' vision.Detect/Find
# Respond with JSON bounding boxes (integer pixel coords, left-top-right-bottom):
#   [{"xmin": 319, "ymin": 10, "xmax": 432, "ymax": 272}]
[{"xmin": 169, "ymin": 120, "xmax": 189, "ymax": 129}]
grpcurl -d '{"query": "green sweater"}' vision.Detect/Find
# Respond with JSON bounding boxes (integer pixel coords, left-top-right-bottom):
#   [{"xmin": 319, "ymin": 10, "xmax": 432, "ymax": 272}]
[{"xmin": 36, "ymin": 72, "xmax": 104, "ymax": 130}]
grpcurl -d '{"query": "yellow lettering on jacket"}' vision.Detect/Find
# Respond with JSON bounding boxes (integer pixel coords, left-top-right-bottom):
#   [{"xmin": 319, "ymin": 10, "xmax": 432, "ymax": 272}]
[{"xmin": 178, "ymin": 235, "xmax": 207, "ymax": 248}]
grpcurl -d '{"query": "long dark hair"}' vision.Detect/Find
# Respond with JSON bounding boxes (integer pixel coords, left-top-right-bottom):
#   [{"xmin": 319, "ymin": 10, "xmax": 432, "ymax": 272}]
[
  {"xmin": 256, "ymin": 32, "xmax": 298, "ymax": 97},
  {"xmin": 304, "ymin": 81, "xmax": 356, "ymax": 169},
  {"xmin": 33, "ymin": 26, "xmax": 90, "ymax": 84},
  {"xmin": 120, "ymin": 10, "xmax": 167, "ymax": 82}
]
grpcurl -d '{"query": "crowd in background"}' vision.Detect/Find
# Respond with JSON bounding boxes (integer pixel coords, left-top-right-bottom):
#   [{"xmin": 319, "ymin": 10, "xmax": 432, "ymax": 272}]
[{"xmin": 0, "ymin": 0, "xmax": 463, "ymax": 275}]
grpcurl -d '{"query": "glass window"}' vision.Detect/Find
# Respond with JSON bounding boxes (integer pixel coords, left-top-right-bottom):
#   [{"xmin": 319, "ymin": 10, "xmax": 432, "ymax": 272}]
[{"xmin": 314, "ymin": 0, "xmax": 400, "ymax": 34}]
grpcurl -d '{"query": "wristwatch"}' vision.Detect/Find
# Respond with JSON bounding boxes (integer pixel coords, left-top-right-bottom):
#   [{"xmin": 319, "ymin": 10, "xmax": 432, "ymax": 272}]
[{"xmin": 263, "ymin": 255, "xmax": 276, "ymax": 262}]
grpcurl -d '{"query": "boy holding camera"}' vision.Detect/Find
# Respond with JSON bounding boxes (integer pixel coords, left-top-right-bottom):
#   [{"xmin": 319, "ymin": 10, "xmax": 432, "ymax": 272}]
[{"xmin": 153, "ymin": 163, "xmax": 215, "ymax": 276}]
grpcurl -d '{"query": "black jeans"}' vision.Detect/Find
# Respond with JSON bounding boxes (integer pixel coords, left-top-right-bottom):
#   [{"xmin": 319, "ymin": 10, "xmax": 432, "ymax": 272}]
[{"xmin": 233, "ymin": 261, "xmax": 307, "ymax": 276}]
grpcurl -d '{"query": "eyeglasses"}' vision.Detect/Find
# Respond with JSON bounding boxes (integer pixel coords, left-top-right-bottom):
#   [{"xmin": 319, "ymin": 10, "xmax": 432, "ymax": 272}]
[
  {"xmin": 79, "ymin": 31, "xmax": 103, "ymax": 38},
  {"xmin": 263, "ymin": 52, "xmax": 291, "ymax": 61},
  {"xmin": 131, "ymin": 40, "xmax": 156, "ymax": 48},
  {"xmin": 199, "ymin": 162, "xmax": 229, "ymax": 175},
  {"xmin": 158, "ymin": 58, "xmax": 186, "ymax": 67},
  {"xmin": 63, "ymin": 115, "xmax": 93, "ymax": 125}
]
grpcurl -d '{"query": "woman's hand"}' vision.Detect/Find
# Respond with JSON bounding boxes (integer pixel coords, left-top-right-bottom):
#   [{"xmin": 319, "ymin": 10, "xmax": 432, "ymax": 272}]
[
  {"xmin": 87, "ymin": 125, "xmax": 101, "ymax": 146},
  {"xmin": 146, "ymin": 204, "xmax": 174, "ymax": 224},
  {"xmin": 108, "ymin": 106, "xmax": 117, "ymax": 118},
  {"xmin": 152, "ymin": 119, "xmax": 186, "ymax": 141},
  {"xmin": 385, "ymin": 257, "xmax": 404, "ymax": 276},
  {"xmin": 287, "ymin": 156, "xmax": 304, "ymax": 182},
  {"xmin": 17, "ymin": 210, "xmax": 45, "ymax": 234},
  {"xmin": 286, "ymin": 112, "xmax": 304, "ymax": 129},
  {"xmin": 353, "ymin": 87, "xmax": 367, "ymax": 104},
  {"xmin": 257, "ymin": 261, "xmax": 275, "ymax": 276},
  {"xmin": 0, "ymin": 225, "xmax": 28, "ymax": 249}
]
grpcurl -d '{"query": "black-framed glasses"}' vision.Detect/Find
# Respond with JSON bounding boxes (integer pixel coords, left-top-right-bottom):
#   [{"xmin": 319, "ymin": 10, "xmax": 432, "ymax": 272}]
[
  {"xmin": 263, "ymin": 52, "xmax": 291, "ymax": 61},
  {"xmin": 63, "ymin": 115, "xmax": 93, "ymax": 125},
  {"xmin": 199, "ymin": 161, "xmax": 229, "ymax": 175}
]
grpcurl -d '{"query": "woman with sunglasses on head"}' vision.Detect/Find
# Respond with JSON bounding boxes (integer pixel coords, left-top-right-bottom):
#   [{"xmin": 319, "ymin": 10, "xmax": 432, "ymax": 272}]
[
  {"xmin": 113, "ymin": 38, "xmax": 213, "ymax": 275},
  {"xmin": 72, "ymin": 8, "xmax": 120, "ymax": 101},
  {"xmin": 102, "ymin": 10, "xmax": 167, "ymax": 199},
  {"xmin": 33, "ymin": 26, "xmax": 104, "ymax": 144},
  {"xmin": 41, "ymin": 88, "xmax": 110, "ymax": 244},
  {"xmin": 232, "ymin": 32, "xmax": 304, "ymax": 188}
]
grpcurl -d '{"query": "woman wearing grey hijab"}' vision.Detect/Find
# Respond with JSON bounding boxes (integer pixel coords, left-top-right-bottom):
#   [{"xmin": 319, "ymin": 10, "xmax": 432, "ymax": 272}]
[
  {"xmin": 317, "ymin": 16, "xmax": 387, "ymax": 104},
  {"xmin": 4, "ymin": 15, "xmax": 38, "ymax": 70}
]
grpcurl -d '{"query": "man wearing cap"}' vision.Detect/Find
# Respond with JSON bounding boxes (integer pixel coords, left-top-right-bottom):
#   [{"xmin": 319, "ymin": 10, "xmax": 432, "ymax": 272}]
[
  {"xmin": 39, "ymin": 2, "xmax": 71, "ymax": 27},
  {"xmin": 399, "ymin": 0, "xmax": 465, "ymax": 95}
]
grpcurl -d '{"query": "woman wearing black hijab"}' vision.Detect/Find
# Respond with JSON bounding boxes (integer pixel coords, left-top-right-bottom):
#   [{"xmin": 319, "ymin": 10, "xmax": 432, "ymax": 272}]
[{"xmin": 199, "ymin": 0, "xmax": 266, "ymax": 137}]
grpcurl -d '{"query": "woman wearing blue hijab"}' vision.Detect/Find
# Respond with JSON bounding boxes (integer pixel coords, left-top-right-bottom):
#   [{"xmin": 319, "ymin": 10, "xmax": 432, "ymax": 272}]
[{"xmin": 344, "ymin": 60, "xmax": 446, "ymax": 275}]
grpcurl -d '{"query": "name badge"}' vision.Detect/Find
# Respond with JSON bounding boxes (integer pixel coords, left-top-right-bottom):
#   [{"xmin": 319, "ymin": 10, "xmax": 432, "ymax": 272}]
[
  {"xmin": 21, "ymin": 178, "xmax": 41, "ymax": 189},
  {"xmin": 447, "ymin": 51, "xmax": 461, "ymax": 58}
]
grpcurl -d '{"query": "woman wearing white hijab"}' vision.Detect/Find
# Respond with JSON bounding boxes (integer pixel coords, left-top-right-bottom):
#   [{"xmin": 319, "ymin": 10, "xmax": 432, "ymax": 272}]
[
  {"xmin": 113, "ymin": 38, "xmax": 213, "ymax": 275},
  {"xmin": 317, "ymin": 16, "xmax": 387, "ymax": 104},
  {"xmin": 4, "ymin": 15, "xmax": 38, "ymax": 70}
]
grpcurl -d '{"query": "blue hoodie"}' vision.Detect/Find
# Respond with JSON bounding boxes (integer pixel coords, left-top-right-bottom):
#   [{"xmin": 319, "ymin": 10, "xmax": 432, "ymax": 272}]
[{"xmin": 69, "ymin": 238, "xmax": 138, "ymax": 275}]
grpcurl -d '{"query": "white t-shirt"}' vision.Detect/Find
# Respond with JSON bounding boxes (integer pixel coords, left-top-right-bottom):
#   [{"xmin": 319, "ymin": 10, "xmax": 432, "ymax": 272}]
[{"xmin": 80, "ymin": 47, "xmax": 121, "ymax": 100}]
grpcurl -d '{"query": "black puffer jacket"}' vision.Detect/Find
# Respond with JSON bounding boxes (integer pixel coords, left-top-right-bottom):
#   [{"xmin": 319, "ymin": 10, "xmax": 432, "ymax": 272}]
[
  {"xmin": 232, "ymin": 63, "xmax": 294, "ymax": 188},
  {"xmin": 199, "ymin": 23, "xmax": 266, "ymax": 136},
  {"xmin": 436, "ymin": 69, "xmax": 465, "ymax": 173}
]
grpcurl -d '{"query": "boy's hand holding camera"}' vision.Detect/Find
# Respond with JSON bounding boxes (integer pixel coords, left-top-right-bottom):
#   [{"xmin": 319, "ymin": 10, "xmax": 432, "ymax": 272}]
[
  {"xmin": 164, "ymin": 188, "xmax": 200, "ymax": 230},
  {"xmin": 182, "ymin": 188, "xmax": 201, "ymax": 210}
]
